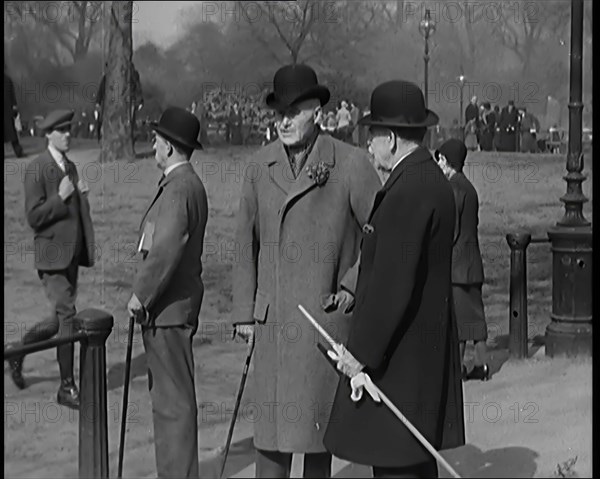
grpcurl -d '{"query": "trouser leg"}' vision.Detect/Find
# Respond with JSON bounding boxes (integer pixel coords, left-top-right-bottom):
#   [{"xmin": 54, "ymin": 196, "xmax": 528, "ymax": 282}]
[
  {"xmin": 255, "ymin": 449, "xmax": 292, "ymax": 478},
  {"xmin": 36, "ymin": 262, "xmax": 78, "ymax": 381},
  {"xmin": 303, "ymin": 452, "xmax": 332, "ymax": 478},
  {"xmin": 143, "ymin": 326, "xmax": 199, "ymax": 478}
]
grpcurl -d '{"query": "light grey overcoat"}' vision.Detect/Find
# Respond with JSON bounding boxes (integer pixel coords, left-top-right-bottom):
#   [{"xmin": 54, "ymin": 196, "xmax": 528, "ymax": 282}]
[{"xmin": 233, "ymin": 132, "xmax": 380, "ymax": 452}]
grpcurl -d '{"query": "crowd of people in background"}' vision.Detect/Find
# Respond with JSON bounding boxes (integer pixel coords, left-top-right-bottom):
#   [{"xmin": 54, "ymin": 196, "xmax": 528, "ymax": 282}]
[
  {"xmin": 459, "ymin": 96, "xmax": 546, "ymax": 153},
  {"xmin": 5, "ymin": 67, "xmax": 580, "ymax": 155}
]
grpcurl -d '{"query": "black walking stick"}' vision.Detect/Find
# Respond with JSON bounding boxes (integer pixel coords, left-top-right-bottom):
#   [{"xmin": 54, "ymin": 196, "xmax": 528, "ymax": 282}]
[
  {"xmin": 118, "ymin": 315, "xmax": 136, "ymax": 478},
  {"xmin": 219, "ymin": 329, "xmax": 255, "ymax": 479}
]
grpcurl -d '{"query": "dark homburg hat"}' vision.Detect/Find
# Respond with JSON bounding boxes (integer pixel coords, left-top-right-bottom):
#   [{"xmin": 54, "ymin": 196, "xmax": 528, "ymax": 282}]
[
  {"xmin": 359, "ymin": 80, "xmax": 439, "ymax": 128},
  {"xmin": 266, "ymin": 64, "xmax": 330, "ymax": 111},
  {"xmin": 150, "ymin": 106, "xmax": 203, "ymax": 150}
]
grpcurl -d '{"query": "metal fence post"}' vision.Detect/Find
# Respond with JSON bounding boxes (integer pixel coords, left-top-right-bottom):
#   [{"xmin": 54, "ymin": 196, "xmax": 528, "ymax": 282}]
[
  {"xmin": 74, "ymin": 309, "xmax": 114, "ymax": 479},
  {"xmin": 506, "ymin": 232, "xmax": 532, "ymax": 358}
]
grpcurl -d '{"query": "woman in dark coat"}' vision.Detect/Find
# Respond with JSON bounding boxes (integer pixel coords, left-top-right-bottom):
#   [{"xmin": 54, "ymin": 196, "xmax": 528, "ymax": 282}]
[{"xmin": 435, "ymin": 139, "xmax": 489, "ymax": 381}]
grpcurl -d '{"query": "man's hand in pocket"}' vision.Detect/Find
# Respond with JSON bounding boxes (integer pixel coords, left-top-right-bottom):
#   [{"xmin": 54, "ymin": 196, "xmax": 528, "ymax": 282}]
[{"xmin": 321, "ymin": 290, "xmax": 354, "ymax": 314}]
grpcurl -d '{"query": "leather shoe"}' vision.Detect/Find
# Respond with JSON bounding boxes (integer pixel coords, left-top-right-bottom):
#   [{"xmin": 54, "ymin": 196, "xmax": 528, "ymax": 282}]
[
  {"xmin": 57, "ymin": 380, "xmax": 80, "ymax": 410},
  {"xmin": 467, "ymin": 364, "xmax": 490, "ymax": 381},
  {"xmin": 6, "ymin": 345, "xmax": 26, "ymax": 390}
]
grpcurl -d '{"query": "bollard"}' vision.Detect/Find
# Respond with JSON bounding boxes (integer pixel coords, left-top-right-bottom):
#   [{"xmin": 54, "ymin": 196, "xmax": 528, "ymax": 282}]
[
  {"xmin": 506, "ymin": 233, "xmax": 532, "ymax": 358},
  {"xmin": 74, "ymin": 309, "xmax": 114, "ymax": 479}
]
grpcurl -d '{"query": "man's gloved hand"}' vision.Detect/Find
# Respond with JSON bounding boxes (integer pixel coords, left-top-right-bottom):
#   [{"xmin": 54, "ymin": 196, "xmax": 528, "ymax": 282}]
[
  {"xmin": 327, "ymin": 343, "xmax": 363, "ymax": 378},
  {"xmin": 350, "ymin": 372, "xmax": 381, "ymax": 403},
  {"xmin": 321, "ymin": 290, "xmax": 354, "ymax": 314},
  {"xmin": 233, "ymin": 323, "xmax": 255, "ymax": 345}
]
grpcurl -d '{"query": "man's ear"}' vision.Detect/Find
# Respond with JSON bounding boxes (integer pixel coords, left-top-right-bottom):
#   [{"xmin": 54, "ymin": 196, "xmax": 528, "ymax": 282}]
[
  {"xmin": 314, "ymin": 106, "xmax": 323, "ymax": 124},
  {"xmin": 389, "ymin": 130, "xmax": 397, "ymax": 155}
]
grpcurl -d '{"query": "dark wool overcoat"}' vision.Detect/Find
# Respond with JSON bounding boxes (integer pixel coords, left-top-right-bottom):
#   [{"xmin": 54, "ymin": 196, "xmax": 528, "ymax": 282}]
[{"xmin": 324, "ymin": 147, "xmax": 466, "ymax": 468}]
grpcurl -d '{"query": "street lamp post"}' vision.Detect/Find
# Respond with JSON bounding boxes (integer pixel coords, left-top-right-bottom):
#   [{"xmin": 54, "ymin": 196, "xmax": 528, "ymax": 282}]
[
  {"xmin": 419, "ymin": 9, "xmax": 435, "ymax": 147},
  {"xmin": 458, "ymin": 74, "xmax": 466, "ymax": 141},
  {"xmin": 545, "ymin": 0, "xmax": 592, "ymax": 357}
]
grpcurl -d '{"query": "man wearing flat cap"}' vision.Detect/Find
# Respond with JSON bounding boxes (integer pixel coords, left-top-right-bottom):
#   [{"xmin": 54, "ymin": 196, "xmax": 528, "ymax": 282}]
[
  {"xmin": 126, "ymin": 106, "xmax": 207, "ymax": 478},
  {"xmin": 232, "ymin": 63, "xmax": 380, "ymax": 478},
  {"xmin": 7, "ymin": 110, "xmax": 95, "ymax": 409},
  {"xmin": 435, "ymin": 139, "xmax": 489, "ymax": 382},
  {"xmin": 324, "ymin": 80, "xmax": 465, "ymax": 478}
]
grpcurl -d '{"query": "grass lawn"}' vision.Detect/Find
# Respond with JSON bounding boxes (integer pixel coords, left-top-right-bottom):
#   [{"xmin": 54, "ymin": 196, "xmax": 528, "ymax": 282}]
[{"xmin": 3, "ymin": 138, "xmax": 592, "ymax": 478}]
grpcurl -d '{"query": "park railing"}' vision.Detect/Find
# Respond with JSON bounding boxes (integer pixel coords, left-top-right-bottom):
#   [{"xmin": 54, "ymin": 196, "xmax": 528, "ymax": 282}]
[
  {"xmin": 4, "ymin": 309, "xmax": 114, "ymax": 479},
  {"xmin": 505, "ymin": 233, "xmax": 551, "ymax": 359}
]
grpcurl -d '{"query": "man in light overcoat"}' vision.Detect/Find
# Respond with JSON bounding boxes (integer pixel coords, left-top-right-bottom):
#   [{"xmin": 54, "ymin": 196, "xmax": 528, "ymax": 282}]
[{"xmin": 232, "ymin": 63, "xmax": 381, "ymax": 478}]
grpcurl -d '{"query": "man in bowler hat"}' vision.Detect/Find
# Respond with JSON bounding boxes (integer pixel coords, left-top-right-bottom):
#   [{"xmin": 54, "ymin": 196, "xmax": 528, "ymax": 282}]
[
  {"xmin": 7, "ymin": 110, "xmax": 95, "ymax": 408},
  {"xmin": 324, "ymin": 80, "xmax": 465, "ymax": 478},
  {"xmin": 127, "ymin": 106, "xmax": 207, "ymax": 478},
  {"xmin": 232, "ymin": 64, "xmax": 380, "ymax": 478},
  {"xmin": 435, "ymin": 139, "xmax": 490, "ymax": 381}
]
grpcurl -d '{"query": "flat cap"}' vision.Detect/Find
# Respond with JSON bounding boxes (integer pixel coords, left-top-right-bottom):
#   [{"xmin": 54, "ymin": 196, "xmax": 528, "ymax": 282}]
[{"xmin": 37, "ymin": 109, "xmax": 74, "ymax": 132}]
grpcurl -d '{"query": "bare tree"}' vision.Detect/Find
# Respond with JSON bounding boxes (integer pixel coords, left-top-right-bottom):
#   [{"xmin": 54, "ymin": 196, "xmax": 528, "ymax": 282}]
[
  {"xmin": 45, "ymin": 1, "xmax": 104, "ymax": 62},
  {"xmin": 491, "ymin": 0, "xmax": 570, "ymax": 76},
  {"xmin": 100, "ymin": 0, "xmax": 134, "ymax": 163},
  {"xmin": 234, "ymin": 0, "xmax": 319, "ymax": 64}
]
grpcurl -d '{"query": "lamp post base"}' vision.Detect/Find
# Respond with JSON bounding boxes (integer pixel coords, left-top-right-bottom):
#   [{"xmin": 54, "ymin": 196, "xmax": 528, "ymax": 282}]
[
  {"xmin": 545, "ymin": 225, "xmax": 592, "ymax": 357},
  {"xmin": 545, "ymin": 321, "xmax": 592, "ymax": 357}
]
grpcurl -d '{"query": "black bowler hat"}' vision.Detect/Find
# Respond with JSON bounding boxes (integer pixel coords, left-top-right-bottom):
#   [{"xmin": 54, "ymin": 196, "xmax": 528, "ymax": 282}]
[
  {"xmin": 359, "ymin": 80, "xmax": 439, "ymax": 128},
  {"xmin": 150, "ymin": 106, "xmax": 203, "ymax": 150},
  {"xmin": 266, "ymin": 64, "xmax": 330, "ymax": 111},
  {"xmin": 435, "ymin": 138, "xmax": 467, "ymax": 171},
  {"xmin": 38, "ymin": 109, "xmax": 74, "ymax": 133}
]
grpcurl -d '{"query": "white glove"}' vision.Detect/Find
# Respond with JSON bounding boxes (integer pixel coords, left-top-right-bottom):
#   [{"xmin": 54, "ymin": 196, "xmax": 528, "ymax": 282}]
[
  {"xmin": 350, "ymin": 372, "xmax": 381, "ymax": 403},
  {"xmin": 327, "ymin": 343, "xmax": 363, "ymax": 378}
]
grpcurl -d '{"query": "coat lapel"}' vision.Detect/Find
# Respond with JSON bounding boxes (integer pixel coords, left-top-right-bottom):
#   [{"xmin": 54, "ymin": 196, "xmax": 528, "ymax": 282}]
[
  {"xmin": 267, "ymin": 140, "xmax": 294, "ymax": 195},
  {"xmin": 42, "ymin": 149, "xmax": 67, "ymax": 182},
  {"xmin": 368, "ymin": 146, "xmax": 432, "ymax": 222},
  {"xmin": 139, "ymin": 163, "xmax": 195, "ymax": 230},
  {"xmin": 279, "ymin": 133, "xmax": 335, "ymax": 220}
]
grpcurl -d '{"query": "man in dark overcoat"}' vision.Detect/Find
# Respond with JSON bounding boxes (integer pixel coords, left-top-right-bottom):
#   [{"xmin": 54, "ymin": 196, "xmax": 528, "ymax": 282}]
[
  {"xmin": 498, "ymin": 100, "xmax": 519, "ymax": 152},
  {"xmin": 464, "ymin": 95, "xmax": 479, "ymax": 127},
  {"xmin": 127, "ymin": 107, "xmax": 207, "ymax": 478},
  {"xmin": 519, "ymin": 108, "xmax": 541, "ymax": 153},
  {"xmin": 7, "ymin": 110, "xmax": 95, "ymax": 408},
  {"xmin": 479, "ymin": 102, "xmax": 496, "ymax": 151},
  {"xmin": 435, "ymin": 139, "xmax": 489, "ymax": 381},
  {"xmin": 232, "ymin": 64, "xmax": 381, "ymax": 478},
  {"xmin": 4, "ymin": 71, "xmax": 25, "ymax": 157},
  {"xmin": 324, "ymin": 80, "xmax": 465, "ymax": 478}
]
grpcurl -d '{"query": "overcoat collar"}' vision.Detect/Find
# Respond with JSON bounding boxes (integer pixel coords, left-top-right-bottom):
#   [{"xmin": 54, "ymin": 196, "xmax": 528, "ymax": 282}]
[
  {"xmin": 369, "ymin": 146, "xmax": 433, "ymax": 221},
  {"xmin": 267, "ymin": 132, "xmax": 336, "ymax": 220},
  {"xmin": 139, "ymin": 162, "xmax": 194, "ymax": 229}
]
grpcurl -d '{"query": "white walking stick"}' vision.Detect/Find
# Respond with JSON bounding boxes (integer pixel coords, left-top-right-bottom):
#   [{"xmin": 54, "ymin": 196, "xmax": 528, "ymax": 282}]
[{"xmin": 298, "ymin": 305, "xmax": 462, "ymax": 479}]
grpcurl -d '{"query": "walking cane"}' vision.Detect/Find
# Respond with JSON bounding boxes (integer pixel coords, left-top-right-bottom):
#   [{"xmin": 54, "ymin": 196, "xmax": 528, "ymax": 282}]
[
  {"xmin": 117, "ymin": 314, "xmax": 136, "ymax": 478},
  {"xmin": 219, "ymin": 332, "xmax": 255, "ymax": 479},
  {"xmin": 298, "ymin": 305, "xmax": 462, "ymax": 479}
]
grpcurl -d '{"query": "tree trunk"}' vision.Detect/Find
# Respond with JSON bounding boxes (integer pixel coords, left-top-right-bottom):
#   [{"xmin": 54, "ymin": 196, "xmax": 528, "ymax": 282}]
[{"xmin": 100, "ymin": 0, "xmax": 134, "ymax": 163}]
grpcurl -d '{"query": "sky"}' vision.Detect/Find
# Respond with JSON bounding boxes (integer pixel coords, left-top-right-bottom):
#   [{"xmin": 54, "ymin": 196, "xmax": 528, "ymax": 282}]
[{"xmin": 132, "ymin": 1, "xmax": 192, "ymax": 48}]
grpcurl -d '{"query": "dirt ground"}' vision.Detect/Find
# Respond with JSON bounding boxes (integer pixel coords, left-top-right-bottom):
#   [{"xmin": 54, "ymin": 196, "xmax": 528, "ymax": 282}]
[{"xmin": 3, "ymin": 139, "xmax": 593, "ymax": 478}]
